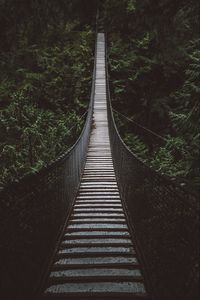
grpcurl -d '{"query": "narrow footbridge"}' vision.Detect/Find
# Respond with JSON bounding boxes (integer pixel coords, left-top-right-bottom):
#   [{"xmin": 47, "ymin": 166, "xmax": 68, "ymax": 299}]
[
  {"xmin": 40, "ymin": 33, "xmax": 148, "ymax": 299},
  {"xmin": 0, "ymin": 33, "xmax": 199, "ymax": 300}
]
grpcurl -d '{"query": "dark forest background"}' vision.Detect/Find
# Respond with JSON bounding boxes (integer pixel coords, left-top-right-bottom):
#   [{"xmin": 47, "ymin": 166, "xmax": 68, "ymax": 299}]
[
  {"xmin": 0, "ymin": 0, "xmax": 199, "ymax": 190},
  {"xmin": 0, "ymin": 0, "xmax": 98, "ymax": 188},
  {"xmin": 104, "ymin": 0, "xmax": 199, "ymax": 190}
]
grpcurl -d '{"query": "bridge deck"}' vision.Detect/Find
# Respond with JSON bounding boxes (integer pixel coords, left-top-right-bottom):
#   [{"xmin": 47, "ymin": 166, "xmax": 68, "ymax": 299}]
[{"xmin": 41, "ymin": 33, "xmax": 148, "ymax": 299}]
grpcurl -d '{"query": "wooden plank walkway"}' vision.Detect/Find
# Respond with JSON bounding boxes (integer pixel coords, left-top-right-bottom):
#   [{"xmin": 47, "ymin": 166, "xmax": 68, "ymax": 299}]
[{"xmin": 40, "ymin": 33, "xmax": 148, "ymax": 300}]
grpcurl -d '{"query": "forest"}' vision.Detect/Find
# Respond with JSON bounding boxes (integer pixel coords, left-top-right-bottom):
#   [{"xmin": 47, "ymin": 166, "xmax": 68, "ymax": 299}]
[
  {"xmin": 0, "ymin": 0, "xmax": 97, "ymax": 188},
  {"xmin": 0, "ymin": 0, "xmax": 199, "ymax": 191},
  {"xmin": 104, "ymin": 0, "xmax": 199, "ymax": 190}
]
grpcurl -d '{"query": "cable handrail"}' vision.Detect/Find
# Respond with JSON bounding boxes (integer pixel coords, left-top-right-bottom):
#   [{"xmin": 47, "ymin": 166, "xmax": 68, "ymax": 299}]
[
  {"xmin": 0, "ymin": 27, "xmax": 98, "ymax": 300},
  {"xmin": 104, "ymin": 42, "xmax": 197, "ymax": 193},
  {"xmin": 105, "ymin": 31, "xmax": 199, "ymax": 300},
  {"xmin": 112, "ymin": 107, "xmax": 167, "ymax": 142},
  {"xmin": 0, "ymin": 109, "xmax": 89, "ymax": 191},
  {"xmin": 0, "ymin": 17, "xmax": 199, "ymax": 300}
]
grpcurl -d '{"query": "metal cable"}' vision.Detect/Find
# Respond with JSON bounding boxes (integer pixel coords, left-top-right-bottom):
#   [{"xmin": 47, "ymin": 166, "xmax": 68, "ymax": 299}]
[
  {"xmin": 0, "ymin": 33, "xmax": 97, "ymax": 300},
  {"xmin": 112, "ymin": 108, "xmax": 167, "ymax": 142},
  {"xmin": 105, "ymin": 32, "xmax": 199, "ymax": 300}
]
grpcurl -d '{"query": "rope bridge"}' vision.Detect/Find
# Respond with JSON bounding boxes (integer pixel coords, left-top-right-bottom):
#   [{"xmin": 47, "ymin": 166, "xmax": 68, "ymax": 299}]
[{"xmin": 0, "ymin": 33, "xmax": 199, "ymax": 300}]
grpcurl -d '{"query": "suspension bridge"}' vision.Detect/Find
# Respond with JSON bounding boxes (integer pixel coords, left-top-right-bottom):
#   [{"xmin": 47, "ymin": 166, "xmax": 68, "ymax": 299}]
[{"xmin": 0, "ymin": 31, "xmax": 199, "ymax": 300}]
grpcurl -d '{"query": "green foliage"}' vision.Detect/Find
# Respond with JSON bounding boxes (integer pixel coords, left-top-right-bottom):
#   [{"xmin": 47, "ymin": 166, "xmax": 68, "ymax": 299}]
[
  {"xmin": 126, "ymin": 0, "xmax": 136, "ymax": 13},
  {"xmin": 120, "ymin": 128, "xmax": 199, "ymax": 185},
  {"xmin": 0, "ymin": 2, "xmax": 95, "ymax": 188},
  {"xmin": 150, "ymin": 137, "xmax": 190, "ymax": 177},
  {"xmin": 0, "ymin": 88, "xmax": 85, "ymax": 186},
  {"xmin": 105, "ymin": 0, "xmax": 200, "ymax": 187},
  {"xmin": 0, "ymin": 27, "xmax": 93, "ymax": 111},
  {"xmin": 124, "ymin": 133, "xmax": 149, "ymax": 162}
]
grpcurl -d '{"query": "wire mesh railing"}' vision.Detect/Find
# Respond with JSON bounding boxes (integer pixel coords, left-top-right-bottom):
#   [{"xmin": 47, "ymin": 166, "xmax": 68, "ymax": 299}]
[
  {"xmin": 105, "ymin": 35, "xmax": 199, "ymax": 300},
  {"xmin": 0, "ymin": 22, "xmax": 199, "ymax": 300},
  {"xmin": 0, "ymin": 39, "xmax": 96, "ymax": 300},
  {"xmin": 112, "ymin": 108, "xmax": 200, "ymax": 191}
]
